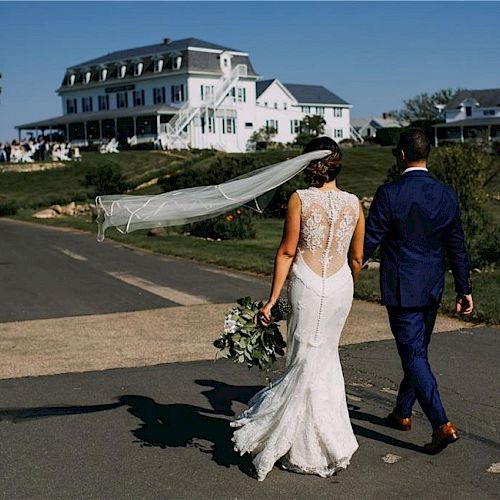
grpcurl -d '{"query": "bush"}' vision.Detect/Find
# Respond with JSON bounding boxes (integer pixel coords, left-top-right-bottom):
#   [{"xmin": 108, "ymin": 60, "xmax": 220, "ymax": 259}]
[
  {"xmin": 430, "ymin": 144, "xmax": 499, "ymax": 267},
  {"xmin": 83, "ymin": 162, "xmax": 130, "ymax": 197},
  {"xmin": 188, "ymin": 208, "xmax": 256, "ymax": 240},
  {"xmin": 374, "ymin": 127, "xmax": 407, "ymax": 146},
  {"xmin": 0, "ymin": 200, "xmax": 19, "ymax": 216}
]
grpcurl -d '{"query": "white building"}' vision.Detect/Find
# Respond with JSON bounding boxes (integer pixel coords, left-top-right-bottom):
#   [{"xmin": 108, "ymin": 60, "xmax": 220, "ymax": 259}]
[
  {"xmin": 434, "ymin": 88, "xmax": 500, "ymax": 145},
  {"xmin": 16, "ymin": 37, "xmax": 354, "ymax": 152},
  {"xmin": 351, "ymin": 115, "xmax": 407, "ymax": 139}
]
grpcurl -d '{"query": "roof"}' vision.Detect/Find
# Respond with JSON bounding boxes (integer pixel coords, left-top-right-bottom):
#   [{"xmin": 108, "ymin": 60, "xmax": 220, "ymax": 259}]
[
  {"xmin": 351, "ymin": 118, "xmax": 369, "ymax": 128},
  {"xmin": 433, "ymin": 116, "xmax": 500, "ymax": 128},
  {"xmin": 283, "ymin": 83, "xmax": 350, "ymax": 105},
  {"xmin": 16, "ymin": 105, "xmax": 178, "ymax": 129},
  {"xmin": 255, "ymin": 79, "xmax": 275, "ymax": 98},
  {"xmin": 70, "ymin": 37, "xmax": 242, "ymax": 69},
  {"xmin": 444, "ymin": 88, "xmax": 500, "ymax": 111},
  {"xmin": 351, "ymin": 117, "xmax": 407, "ymax": 130}
]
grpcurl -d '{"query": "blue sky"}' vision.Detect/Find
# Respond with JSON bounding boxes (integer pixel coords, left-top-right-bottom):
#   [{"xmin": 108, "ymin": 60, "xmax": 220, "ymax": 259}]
[{"xmin": 0, "ymin": 1, "xmax": 499, "ymax": 140}]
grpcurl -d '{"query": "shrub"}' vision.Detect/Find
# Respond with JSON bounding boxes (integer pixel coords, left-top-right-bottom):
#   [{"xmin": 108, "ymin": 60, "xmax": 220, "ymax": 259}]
[
  {"xmin": 188, "ymin": 208, "xmax": 256, "ymax": 240},
  {"xmin": 374, "ymin": 127, "xmax": 407, "ymax": 146},
  {"xmin": 0, "ymin": 200, "xmax": 19, "ymax": 216},
  {"xmin": 430, "ymin": 144, "xmax": 499, "ymax": 267},
  {"xmin": 83, "ymin": 162, "xmax": 130, "ymax": 197}
]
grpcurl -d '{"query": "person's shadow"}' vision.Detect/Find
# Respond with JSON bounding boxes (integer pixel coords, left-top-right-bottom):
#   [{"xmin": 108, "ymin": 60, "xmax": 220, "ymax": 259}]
[{"xmin": 117, "ymin": 380, "xmax": 263, "ymax": 475}]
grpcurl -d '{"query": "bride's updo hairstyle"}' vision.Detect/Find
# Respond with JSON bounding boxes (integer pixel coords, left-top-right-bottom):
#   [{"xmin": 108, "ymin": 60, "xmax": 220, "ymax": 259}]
[{"xmin": 302, "ymin": 136, "xmax": 342, "ymax": 188}]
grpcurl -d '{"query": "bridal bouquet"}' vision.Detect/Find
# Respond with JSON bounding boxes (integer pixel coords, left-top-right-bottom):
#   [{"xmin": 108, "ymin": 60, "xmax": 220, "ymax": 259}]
[{"xmin": 213, "ymin": 297, "xmax": 291, "ymax": 374}]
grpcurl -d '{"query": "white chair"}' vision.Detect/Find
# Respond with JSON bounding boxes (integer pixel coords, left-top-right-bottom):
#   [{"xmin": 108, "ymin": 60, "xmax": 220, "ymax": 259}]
[
  {"xmin": 59, "ymin": 143, "xmax": 71, "ymax": 161},
  {"xmin": 72, "ymin": 147, "xmax": 82, "ymax": 161},
  {"xmin": 106, "ymin": 138, "xmax": 119, "ymax": 153}
]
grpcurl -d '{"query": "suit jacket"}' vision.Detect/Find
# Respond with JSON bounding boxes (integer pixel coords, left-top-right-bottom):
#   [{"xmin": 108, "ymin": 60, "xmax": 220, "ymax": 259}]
[{"xmin": 364, "ymin": 170, "xmax": 471, "ymax": 308}]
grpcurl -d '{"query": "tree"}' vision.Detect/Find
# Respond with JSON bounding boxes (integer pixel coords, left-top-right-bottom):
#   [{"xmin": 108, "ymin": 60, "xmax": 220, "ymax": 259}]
[
  {"xmin": 248, "ymin": 126, "xmax": 277, "ymax": 150},
  {"xmin": 294, "ymin": 114, "xmax": 326, "ymax": 147},
  {"xmin": 396, "ymin": 88, "xmax": 459, "ymax": 122}
]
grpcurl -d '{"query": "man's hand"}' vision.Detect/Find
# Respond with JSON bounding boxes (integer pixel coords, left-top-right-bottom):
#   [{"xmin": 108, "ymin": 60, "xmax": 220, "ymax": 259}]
[{"xmin": 456, "ymin": 294, "xmax": 474, "ymax": 315}]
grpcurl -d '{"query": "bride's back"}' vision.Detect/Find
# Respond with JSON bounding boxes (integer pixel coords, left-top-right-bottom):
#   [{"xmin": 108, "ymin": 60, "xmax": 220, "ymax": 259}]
[{"xmin": 296, "ymin": 187, "xmax": 359, "ymax": 277}]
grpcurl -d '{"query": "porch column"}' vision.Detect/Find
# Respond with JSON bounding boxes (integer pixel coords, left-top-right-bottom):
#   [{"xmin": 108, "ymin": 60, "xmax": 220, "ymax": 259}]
[
  {"xmin": 133, "ymin": 116, "xmax": 137, "ymax": 136},
  {"xmin": 156, "ymin": 114, "xmax": 160, "ymax": 136},
  {"xmin": 434, "ymin": 126, "xmax": 438, "ymax": 147},
  {"xmin": 460, "ymin": 126, "xmax": 464, "ymax": 143},
  {"xmin": 83, "ymin": 121, "xmax": 88, "ymax": 145},
  {"xmin": 488, "ymin": 125, "xmax": 492, "ymax": 143}
]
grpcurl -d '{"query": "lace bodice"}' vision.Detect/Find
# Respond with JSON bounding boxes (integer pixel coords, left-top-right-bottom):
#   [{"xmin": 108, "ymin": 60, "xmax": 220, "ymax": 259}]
[{"xmin": 297, "ymin": 188, "xmax": 359, "ymax": 277}]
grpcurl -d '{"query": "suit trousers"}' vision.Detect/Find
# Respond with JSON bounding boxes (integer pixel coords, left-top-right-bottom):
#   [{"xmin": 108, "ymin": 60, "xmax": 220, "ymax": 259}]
[{"xmin": 386, "ymin": 305, "xmax": 448, "ymax": 430}]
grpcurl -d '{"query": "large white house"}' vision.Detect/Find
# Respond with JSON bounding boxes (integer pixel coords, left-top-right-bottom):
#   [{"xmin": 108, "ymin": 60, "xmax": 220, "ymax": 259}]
[
  {"xmin": 16, "ymin": 37, "xmax": 354, "ymax": 152},
  {"xmin": 434, "ymin": 88, "xmax": 500, "ymax": 145}
]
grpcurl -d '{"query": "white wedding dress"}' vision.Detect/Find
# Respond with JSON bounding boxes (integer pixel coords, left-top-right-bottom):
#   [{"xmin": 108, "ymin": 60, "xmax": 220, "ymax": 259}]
[{"xmin": 231, "ymin": 187, "xmax": 360, "ymax": 481}]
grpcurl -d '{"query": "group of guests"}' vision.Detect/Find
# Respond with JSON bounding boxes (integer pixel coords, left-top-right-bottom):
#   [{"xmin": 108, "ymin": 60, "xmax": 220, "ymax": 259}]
[{"xmin": 0, "ymin": 137, "xmax": 81, "ymax": 163}]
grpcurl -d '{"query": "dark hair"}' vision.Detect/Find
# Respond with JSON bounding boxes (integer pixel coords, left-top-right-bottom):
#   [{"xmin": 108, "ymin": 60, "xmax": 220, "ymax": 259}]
[
  {"xmin": 302, "ymin": 136, "xmax": 342, "ymax": 188},
  {"xmin": 397, "ymin": 128, "xmax": 431, "ymax": 162}
]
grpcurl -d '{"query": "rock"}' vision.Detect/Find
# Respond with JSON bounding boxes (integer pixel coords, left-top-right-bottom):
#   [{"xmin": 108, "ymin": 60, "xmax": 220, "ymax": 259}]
[
  {"xmin": 382, "ymin": 453, "xmax": 402, "ymax": 464},
  {"xmin": 60, "ymin": 202, "xmax": 76, "ymax": 216},
  {"xmin": 49, "ymin": 204, "xmax": 62, "ymax": 214},
  {"xmin": 147, "ymin": 227, "xmax": 167, "ymax": 237},
  {"xmin": 33, "ymin": 209, "xmax": 60, "ymax": 219}
]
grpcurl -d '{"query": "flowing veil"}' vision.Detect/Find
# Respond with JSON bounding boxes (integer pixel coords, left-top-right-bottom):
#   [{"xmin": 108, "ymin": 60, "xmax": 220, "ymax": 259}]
[{"xmin": 95, "ymin": 149, "xmax": 331, "ymax": 241}]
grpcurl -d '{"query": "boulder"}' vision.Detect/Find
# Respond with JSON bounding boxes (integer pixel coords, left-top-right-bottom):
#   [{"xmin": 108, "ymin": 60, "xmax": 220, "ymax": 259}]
[
  {"xmin": 49, "ymin": 204, "xmax": 63, "ymax": 214},
  {"xmin": 148, "ymin": 227, "xmax": 167, "ymax": 237},
  {"xmin": 60, "ymin": 202, "xmax": 76, "ymax": 216},
  {"xmin": 33, "ymin": 209, "xmax": 60, "ymax": 219}
]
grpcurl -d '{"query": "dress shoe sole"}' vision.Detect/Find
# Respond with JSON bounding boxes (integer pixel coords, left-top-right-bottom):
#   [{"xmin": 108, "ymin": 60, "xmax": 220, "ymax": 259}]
[
  {"xmin": 424, "ymin": 435, "xmax": 460, "ymax": 455},
  {"xmin": 386, "ymin": 417, "xmax": 412, "ymax": 432}
]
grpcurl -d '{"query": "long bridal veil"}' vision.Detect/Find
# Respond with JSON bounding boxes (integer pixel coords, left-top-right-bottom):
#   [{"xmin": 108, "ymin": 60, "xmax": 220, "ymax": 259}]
[{"xmin": 95, "ymin": 149, "xmax": 331, "ymax": 241}]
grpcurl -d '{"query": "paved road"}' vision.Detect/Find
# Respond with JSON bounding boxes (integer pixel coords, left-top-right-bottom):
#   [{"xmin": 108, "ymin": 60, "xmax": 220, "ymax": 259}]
[
  {"xmin": 0, "ymin": 219, "xmax": 269, "ymax": 322},
  {"xmin": 0, "ymin": 329, "xmax": 498, "ymax": 499}
]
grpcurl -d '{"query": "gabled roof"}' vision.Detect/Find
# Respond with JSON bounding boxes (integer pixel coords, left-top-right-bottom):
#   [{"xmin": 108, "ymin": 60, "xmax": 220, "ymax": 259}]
[
  {"xmin": 256, "ymin": 79, "xmax": 275, "ymax": 98},
  {"xmin": 283, "ymin": 83, "xmax": 350, "ymax": 106},
  {"xmin": 445, "ymin": 88, "xmax": 500, "ymax": 111},
  {"xmin": 70, "ymin": 37, "xmax": 243, "ymax": 69}
]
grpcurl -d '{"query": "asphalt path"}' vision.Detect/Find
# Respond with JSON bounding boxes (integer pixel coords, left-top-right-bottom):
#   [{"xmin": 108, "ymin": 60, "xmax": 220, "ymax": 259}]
[
  {"xmin": 0, "ymin": 219, "xmax": 269, "ymax": 323},
  {"xmin": 0, "ymin": 328, "xmax": 498, "ymax": 499}
]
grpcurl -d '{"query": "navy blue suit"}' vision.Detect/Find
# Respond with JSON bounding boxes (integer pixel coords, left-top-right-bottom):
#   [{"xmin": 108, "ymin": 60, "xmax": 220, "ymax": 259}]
[{"xmin": 364, "ymin": 170, "xmax": 471, "ymax": 429}]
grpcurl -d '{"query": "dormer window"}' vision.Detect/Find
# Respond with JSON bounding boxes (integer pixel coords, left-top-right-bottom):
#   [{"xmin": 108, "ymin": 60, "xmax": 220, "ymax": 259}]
[
  {"xmin": 69, "ymin": 73, "xmax": 76, "ymax": 86},
  {"xmin": 134, "ymin": 62, "xmax": 143, "ymax": 76},
  {"xmin": 84, "ymin": 71, "xmax": 92, "ymax": 84},
  {"xmin": 154, "ymin": 58, "xmax": 164, "ymax": 73},
  {"xmin": 100, "ymin": 68, "xmax": 108, "ymax": 82},
  {"xmin": 223, "ymin": 58, "xmax": 228, "ymax": 67},
  {"xmin": 119, "ymin": 64, "xmax": 127, "ymax": 79},
  {"xmin": 172, "ymin": 56, "xmax": 182, "ymax": 70}
]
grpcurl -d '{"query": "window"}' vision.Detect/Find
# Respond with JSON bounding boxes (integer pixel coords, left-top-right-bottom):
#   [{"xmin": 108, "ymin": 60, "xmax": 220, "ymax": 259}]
[
  {"xmin": 66, "ymin": 98, "xmax": 77, "ymax": 114},
  {"xmin": 334, "ymin": 129, "xmax": 343, "ymax": 138},
  {"xmin": 266, "ymin": 119, "xmax": 278, "ymax": 133},
  {"xmin": 68, "ymin": 74, "xmax": 76, "ymax": 86},
  {"xmin": 237, "ymin": 87, "xmax": 246, "ymax": 103},
  {"xmin": 84, "ymin": 71, "xmax": 92, "ymax": 84},
  {"xmin": 100, "ymin": 68, "xmax": 108, "ymax": 82},
  {"xmin": 171, "ymin": 56, "xmax": 182, "ymax": 70},
  {"xmin": 133, "ymin": 90, "xmax": 145, "ymax": 106},
  {"xmin": 290, "ymin": 119, "xmax": 301, "ymax": 134},
  {"xmin": 274, "ymin": 102, "xmax": 278, "ymax": 109},
  {"xmin": 153, "ymin": 87, "xmax": 166, "ymax": 104},
  {"xmin": 315, "ymin": 106, "xmax": 325, "ymax": 116},
  {"xmin": 465, "ymin": 106, "xmax": 472, "ymax": 117},
  {"xmin": 201, "ymin": 85, "xmax": 214, "ymax": 102},
  {"xmin": 301, "ymin": 106, "xmax": 311, "ymax": 113},
  {"xmin": 245, "ymin": 122, "xmax": 254, "ymax": 128},
  {"xmin": 134, "ymin": 62, "xmax": 144, "ymax": 76},
  {"xmin": 222, "ymin": 118, "xmax": 236, "ymax": 134},
  {"xmin": 333, "ymin": 107, "xmax": 343, "ymax": 117},
  {"xmin": 483, "ymin": 109, "xmax": 495, "ymax": 116},
  {"xmin": 119, "ymin": 64, "xmax": 127, "ymax": 79},
  {"xmin": 154, "ymin": 58, "xmax": 164, "ymax": 73},
  {"xmin": 223, "ymin": 58, "xmax": 228, "ymax": 67},
  {"xmin": 264, "ymin": 102, "xmax": 268, "ymax": 107},
  {"xmin": 98, "ymin": 95, "xmax": 110, "ymax": 111},
  {"xmin": 283, "ymin": 103, "xmax": 288, "ymax": 110},
  {"xmin": 171, "ymin": 84, "xmax": 185, "ymax": 102},
  {"xmin": 81, "ymin": 97, "xmax": 93, "ymax": 112},
  {"xmin": 116, "ymin": 92, "xmax": 128, "ymax": 109}
]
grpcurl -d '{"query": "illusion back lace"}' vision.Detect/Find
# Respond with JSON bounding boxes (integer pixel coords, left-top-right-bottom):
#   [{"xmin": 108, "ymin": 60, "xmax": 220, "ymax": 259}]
[{"xmin": 297, "ymin": 187, "xmax": 360, "ymax": 277}]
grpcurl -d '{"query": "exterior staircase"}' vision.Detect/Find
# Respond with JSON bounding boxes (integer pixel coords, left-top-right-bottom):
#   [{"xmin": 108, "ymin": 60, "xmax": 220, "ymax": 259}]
[
  {"xmin": 349, "ymin": 125, "xmax": 364, "ymax": 143},
  {"xmin": 160, "ymin": 64, "xmax": 248, "ymax": 150}
]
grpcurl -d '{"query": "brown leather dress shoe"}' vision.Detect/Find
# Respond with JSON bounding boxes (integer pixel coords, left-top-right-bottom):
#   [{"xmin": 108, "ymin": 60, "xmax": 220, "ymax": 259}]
[
  {"xmin": 424, "ymin": 421, "xmax": 460, "ymax": 454},
  {"xmin": 387, "ymin": 411, "xmax": 412, "ymax": 431}
]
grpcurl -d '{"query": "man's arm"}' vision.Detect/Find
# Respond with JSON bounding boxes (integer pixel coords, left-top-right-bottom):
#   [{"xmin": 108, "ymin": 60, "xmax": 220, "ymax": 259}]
[
  {"xmin": 363, "ymin": 185, "xmax": 391, "ymax": 263},
  {"xmin": 444, "ymin": 191, "xmax": 473, "ymax": 315}
]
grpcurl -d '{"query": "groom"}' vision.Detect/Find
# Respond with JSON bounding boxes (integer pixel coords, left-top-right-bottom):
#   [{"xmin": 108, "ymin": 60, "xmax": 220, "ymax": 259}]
[{"xmin": 363, "ymin": 128, "xmax": 473, "ymax": 454}]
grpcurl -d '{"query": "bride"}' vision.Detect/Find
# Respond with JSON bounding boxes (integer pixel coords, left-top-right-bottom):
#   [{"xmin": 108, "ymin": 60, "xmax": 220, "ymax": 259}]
[{"xmin": 231, "ymin": 137, "xmax": 365, "ymax": 481}]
